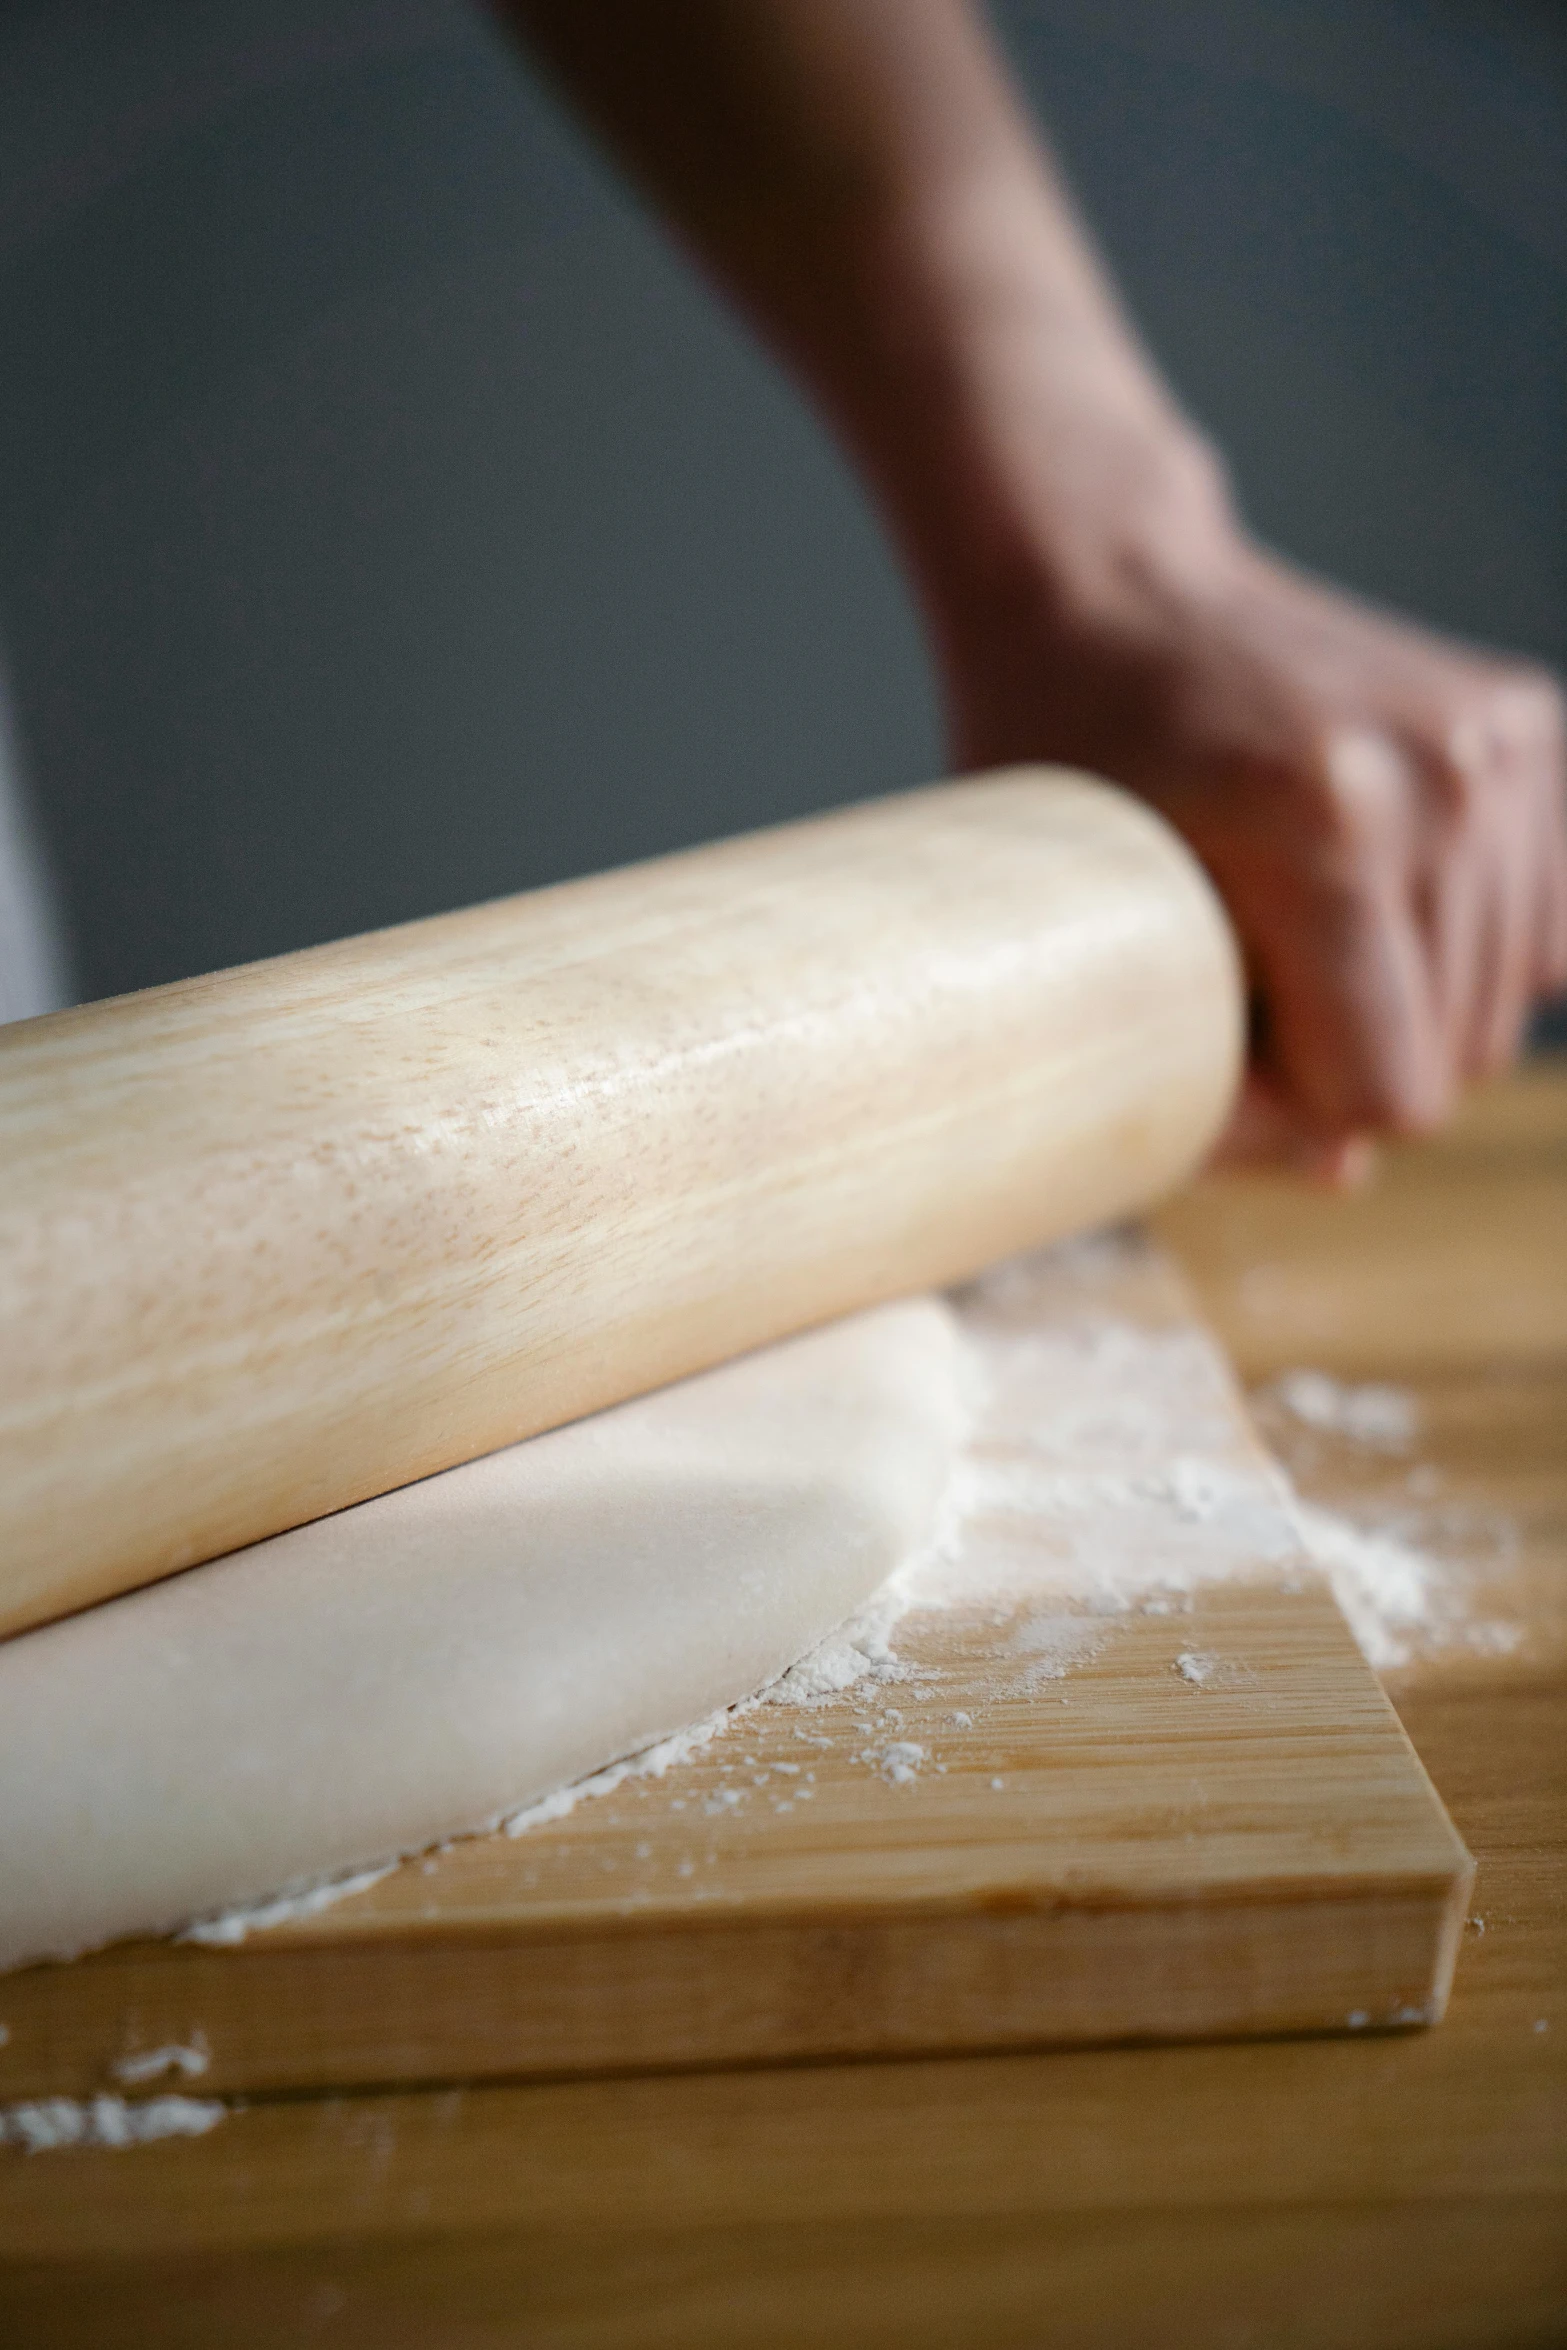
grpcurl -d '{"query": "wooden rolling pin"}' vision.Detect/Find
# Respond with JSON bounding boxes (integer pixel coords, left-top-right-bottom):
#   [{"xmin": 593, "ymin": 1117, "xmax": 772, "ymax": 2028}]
[{"xmin": 0, "ymin": 769, "xmax": 1242, "ymax": 1638}]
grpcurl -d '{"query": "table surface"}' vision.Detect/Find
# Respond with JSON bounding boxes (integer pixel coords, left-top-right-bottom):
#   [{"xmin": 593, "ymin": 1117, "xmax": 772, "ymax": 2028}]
[{"xmin": 3, "ymin": 1065, "xmax": 1564, "ymax": 2349}]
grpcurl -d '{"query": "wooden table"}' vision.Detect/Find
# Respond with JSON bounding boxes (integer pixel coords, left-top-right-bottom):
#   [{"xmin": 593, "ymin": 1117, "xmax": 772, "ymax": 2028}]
[{"xmin": 4, "ymin": 1067, "xmax": 1564, "ymax": 2347}]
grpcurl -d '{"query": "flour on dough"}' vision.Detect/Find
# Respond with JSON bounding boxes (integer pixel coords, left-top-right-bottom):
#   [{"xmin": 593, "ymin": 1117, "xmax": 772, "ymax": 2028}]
[{"xmin": 0, "ymin": 1297, "xmax": 967, "ymax": 1970}]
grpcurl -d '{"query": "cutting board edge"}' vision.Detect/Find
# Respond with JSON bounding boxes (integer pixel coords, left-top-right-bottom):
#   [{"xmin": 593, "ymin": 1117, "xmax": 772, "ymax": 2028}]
[{"xmin": 0, "ymin": 1863, "xmax": 1472, "ymax": 2104}]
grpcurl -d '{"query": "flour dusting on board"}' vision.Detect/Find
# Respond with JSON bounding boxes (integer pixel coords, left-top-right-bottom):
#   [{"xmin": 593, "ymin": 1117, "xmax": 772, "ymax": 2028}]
[
  {"xmin": 494, "ymin": 1234, "xmax": 1510, "ymax": 1850},
  {"xmin": 1263, "ymin": 1368, "xmax": 1419, "ymax": 1451},
  {"xmin": 110, "ymin": 2036, "xmax": 209, "ymax": 2086},
  {"xmin": 0, "ymin": 2094, "xmax": 226, "ymax": 2153},
  {"xmin": 179, "ymin": 1863, "xmax": 397, "ymax": 1947},
  {"xmin": 757, "ymin": 1235, "xmax": 1515, "ymax": 1688},
  {"xmin": 501, "ymin": 1706, "xmax": 738, "ymax": 1837}
]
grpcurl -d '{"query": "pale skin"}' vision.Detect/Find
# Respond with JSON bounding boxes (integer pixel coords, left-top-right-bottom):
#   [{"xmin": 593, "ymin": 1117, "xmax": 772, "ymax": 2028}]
[{"xmin": 503, "ymin": 0, "xmax": 1567, "ymax": 1179}]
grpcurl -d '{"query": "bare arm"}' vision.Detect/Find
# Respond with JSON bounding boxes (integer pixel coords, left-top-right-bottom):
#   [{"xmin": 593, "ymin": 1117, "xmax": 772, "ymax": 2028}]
[{"xmin": 501, "ymin": 0, "xmax": 1567, "ymax": 1172}]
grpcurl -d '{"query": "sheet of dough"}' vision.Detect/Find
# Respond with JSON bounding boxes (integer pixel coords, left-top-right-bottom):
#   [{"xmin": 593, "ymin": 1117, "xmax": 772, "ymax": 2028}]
[{"xmin": 0, "ymin": 1297, "xmax": 965, "ymax": 1971}]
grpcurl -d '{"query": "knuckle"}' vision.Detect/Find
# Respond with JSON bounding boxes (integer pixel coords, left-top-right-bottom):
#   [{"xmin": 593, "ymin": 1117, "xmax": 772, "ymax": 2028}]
[
  {"xmin": 1445, "ymin": 666, "xmax": 1565, "ymax": 782},
  {"xmin": 1498, "ymin": 662, "xmax": 1565, "ymax": 734}
]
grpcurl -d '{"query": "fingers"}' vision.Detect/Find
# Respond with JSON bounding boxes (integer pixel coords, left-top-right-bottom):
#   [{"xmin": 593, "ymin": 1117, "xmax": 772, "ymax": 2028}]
[
  {"xmin": 1426, "ymin": 673, "xmax": 1567, "ymax": 1075},
  {"xmin": 1527, "ymin": 691, "xmax": 1567, "ymax": 998},
  {"xmin": 1477, "ymin": 789, "xmax": 1539, "ymax": 1072},
  {"xmin": 977, "ymin": 524, "xmax": 1567, "ymax": 1150},
  {"xmin": 1250, "ymin": 725, "xmax": 1450, "ymax": 1138},
  {"xmin": 1416, "ymin": 728, "xmax": 1522, "ymax": 1084},
  {"xmin": 1271, "ymin": 666, "xmax": 1567, "ymax": 1149},
  {"xmin": 1211, "ymin": 1070, "xmax": 1376, "ymax": 1186},
  {"xmin": 1535, "ymin": 759, "xmax": 1567, "ymax": 996},
  {"xmin": 1256, "ymin": 880, "xmax": 1446, "ymax": 1141},
  {"xmin": 1413, "ymin": 782, "xmax": 1486, "ymax": 1080}
]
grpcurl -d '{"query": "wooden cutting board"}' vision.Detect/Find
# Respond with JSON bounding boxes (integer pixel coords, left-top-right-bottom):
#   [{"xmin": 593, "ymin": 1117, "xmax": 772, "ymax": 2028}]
[{"xmin": 0, "ymin": 1236, "xmax": 1471, "ymax": 2106}]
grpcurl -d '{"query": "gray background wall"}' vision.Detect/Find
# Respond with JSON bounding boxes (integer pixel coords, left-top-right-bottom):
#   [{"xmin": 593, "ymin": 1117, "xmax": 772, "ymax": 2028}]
[{"xmin": 0, "ymin": 0, "xmax": 1562, "ymax": 1019}]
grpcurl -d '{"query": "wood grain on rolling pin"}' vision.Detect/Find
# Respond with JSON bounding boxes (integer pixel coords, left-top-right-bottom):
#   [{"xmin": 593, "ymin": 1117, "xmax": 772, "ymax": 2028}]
[{"xmin": 0, "ymin": 769, "xmax": 1242, "ymax": 1636}]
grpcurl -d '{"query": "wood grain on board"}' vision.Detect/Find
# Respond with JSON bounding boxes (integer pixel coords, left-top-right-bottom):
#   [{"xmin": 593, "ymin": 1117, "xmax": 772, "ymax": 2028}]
[{"xmin": 0, "ymin": 1238, "xmax": 1470, "ymax": 2105}]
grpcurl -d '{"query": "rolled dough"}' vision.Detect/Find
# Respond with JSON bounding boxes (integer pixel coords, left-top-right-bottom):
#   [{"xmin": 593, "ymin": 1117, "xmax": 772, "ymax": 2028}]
[{"xmin": 0, "ymin": 1297, "xmax": 965, "ymax": 1971}]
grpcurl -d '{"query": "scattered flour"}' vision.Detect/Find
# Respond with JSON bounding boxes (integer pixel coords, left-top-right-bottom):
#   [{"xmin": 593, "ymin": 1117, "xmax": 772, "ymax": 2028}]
[
  {"xmin": 110, "ymin": 2036, "xmax": 209, "ymax": 2086},
  {"xmin": 1290, "ymin": 1501, "xmax": 1519, "ymax": 1671},
  {"xmin": 502, "ymin": 1703, "xmax": 739, "ymax": 1837},
  {"xmin": 759, "ymin": 1584, "xmax": 916, "ymax": 1705},
  {"xmin": 1289, "ymin": 1503, "xmax": 1435, "ymax": 1671},
  {"xmin": 1009, "ymin": 1612, "xmax": 1114, "ymax": 1684},
  {"xmin": 740, "ymin": 1239, "xmax": 1513, "ymax": 1693},
  {"xmin": 500, "ymin": 1542, "xmax": 976, "ymax": 1844},
  {"xmin": 180, "ymin": 1864, "xmax": 396, "ymax": 1946},
  {"xmin": 504, "ymin": 1243, "xmax": 1510, "ymax": 1827},
  {"xmin": 1266, "ymin": 1369, "xmax": 1420, "ymax": 1451},
  {"xmin": 0, "ymin": 2095, "xmax": 226, "ymax": 2153}
]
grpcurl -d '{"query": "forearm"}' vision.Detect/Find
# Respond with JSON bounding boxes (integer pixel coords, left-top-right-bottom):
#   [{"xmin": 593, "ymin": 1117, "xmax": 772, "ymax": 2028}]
[
  {"xmin": 500, "ymin": 0, "xmax": 1567, "ymax": 1151},
  {"xmin": 499, "ymin": 0, "xmax": 1232, "ymax": 655}
]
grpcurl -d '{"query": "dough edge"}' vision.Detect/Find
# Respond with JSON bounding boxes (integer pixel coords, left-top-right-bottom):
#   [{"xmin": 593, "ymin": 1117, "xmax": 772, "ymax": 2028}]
[{"xmin": 0, "ymin": 1294, "xmax": 968, "ymax": 1970}]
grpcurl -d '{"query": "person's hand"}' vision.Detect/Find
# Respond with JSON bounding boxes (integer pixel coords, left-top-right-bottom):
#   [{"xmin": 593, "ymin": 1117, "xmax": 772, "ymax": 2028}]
[
  {"xmin": 504, "ymin": 0, "xmax": 1567, "ymax": 1176},
  {"xmin": 935, "ymin": 500, "xmax": 1567, "ymax": 1179}
]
